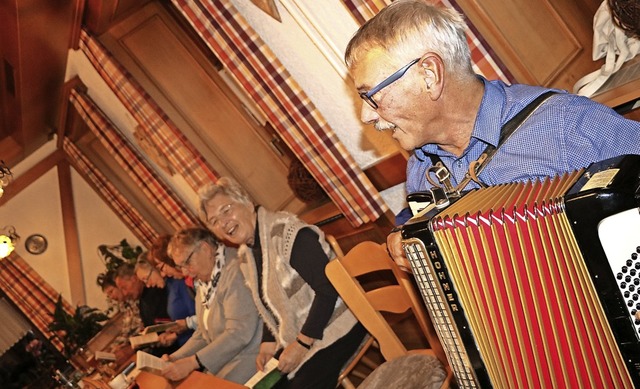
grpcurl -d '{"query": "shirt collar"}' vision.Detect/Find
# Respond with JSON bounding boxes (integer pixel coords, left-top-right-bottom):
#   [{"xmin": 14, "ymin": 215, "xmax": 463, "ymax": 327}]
[{"xmin": 414, "ymin": 75, "xmax": 502, "ymax": 160}]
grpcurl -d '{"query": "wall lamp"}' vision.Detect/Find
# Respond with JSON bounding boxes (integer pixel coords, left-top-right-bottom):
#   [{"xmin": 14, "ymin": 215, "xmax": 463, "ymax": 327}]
[
  {"xmin": 0, "ymin": 226, "xmax": 19, "ymax": 259},
  {"xmin": 0, "ymin": 160, "xmax": 13, "ymax": 198}
]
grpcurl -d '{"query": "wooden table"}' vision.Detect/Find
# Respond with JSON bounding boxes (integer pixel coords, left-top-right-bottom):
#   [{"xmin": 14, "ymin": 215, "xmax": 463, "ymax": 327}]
[{"xmin": 136, "ymin": 371, "xmax": 248, "ymax": 389}]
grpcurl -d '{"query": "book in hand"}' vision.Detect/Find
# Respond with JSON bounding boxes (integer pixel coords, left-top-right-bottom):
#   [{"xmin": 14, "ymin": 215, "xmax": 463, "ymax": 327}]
[
  {"xmin": 244, "ymin": 358, "xmax": 283, "ymax": 389},
  {"xmin": 136, "ymin": 350, "xmax": 168, "ymax": 375},
  {"xmin": 142, "ymin": 321, "xmax": 179, "ymax": 334},
  {"xmin": 129, "ymin": 332, "xmax": 159, "ymax": 349}
]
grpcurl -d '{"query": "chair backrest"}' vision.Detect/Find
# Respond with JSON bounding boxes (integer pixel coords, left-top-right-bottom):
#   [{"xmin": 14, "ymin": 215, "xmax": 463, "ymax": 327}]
[{"xmin": 325, "ymin": 240, "xmax": 447, "ymax": 365}]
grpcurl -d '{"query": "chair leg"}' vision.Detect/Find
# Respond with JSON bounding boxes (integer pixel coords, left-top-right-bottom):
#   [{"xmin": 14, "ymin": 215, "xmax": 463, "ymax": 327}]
[
  {"xmin": 338, "ymin": 377, "xmax": 357, "ymax": 389},
  {"xmin": 337, "ymin": 335, "xmax": 377, "ymax": 388}
]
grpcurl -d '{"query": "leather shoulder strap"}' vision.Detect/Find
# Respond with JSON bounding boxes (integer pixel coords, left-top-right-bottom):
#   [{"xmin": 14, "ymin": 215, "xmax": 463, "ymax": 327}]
[{"xmin": 463, "ymin": 90, "xmax": 557, "ymax": 188}]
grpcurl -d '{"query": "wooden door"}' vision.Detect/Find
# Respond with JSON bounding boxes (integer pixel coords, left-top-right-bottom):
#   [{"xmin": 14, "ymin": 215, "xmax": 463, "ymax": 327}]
[
  {"xmin": 98, "ymin": 2, "xmax": 307, "ymax": 213},
  {"xmin": 456, "ymin": 0, "xmax": 603, "ymax": 91}
]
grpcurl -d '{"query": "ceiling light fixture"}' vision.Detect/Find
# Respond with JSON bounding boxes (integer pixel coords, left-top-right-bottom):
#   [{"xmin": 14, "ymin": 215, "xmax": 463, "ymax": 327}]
[
  {"xmin": 0, "ymin": 160, "xmax": 13, "ymax": 198},
  {"xmin": 0, "ymin": 226, "xmax": 19, "ymax": 259}
]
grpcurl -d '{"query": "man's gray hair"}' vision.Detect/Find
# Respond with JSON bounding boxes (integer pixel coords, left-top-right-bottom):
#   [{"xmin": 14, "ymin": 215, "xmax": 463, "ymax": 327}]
[{"xmin": 345, "ymin": 0, "xmax": 473, "ymax": 75}]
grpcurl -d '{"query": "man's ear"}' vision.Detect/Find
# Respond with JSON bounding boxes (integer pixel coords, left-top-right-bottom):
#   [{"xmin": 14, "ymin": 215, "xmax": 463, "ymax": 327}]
[{"xmin": 419, "ymin": 53, "xmax": 444, "ymax": 100}]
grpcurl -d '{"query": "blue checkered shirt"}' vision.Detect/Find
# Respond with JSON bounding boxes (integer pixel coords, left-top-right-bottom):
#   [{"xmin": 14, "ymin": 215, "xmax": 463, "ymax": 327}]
[{"xmin": 400, "ymin": 77, "xmax": 640, "ymax": 224}]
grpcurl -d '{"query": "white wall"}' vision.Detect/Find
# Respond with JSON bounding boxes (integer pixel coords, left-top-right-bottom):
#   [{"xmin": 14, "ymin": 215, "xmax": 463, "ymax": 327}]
[
  {"xmin": 227, "ymin": 0, "xmax": 407, "ymax": 213},
  {"xmin": 228, "ymin": 0, "xmax": 401, "ymax": 168},
  {"xmin": 0, "ymin": 139, "xmax": 142, "ymax": 311}
]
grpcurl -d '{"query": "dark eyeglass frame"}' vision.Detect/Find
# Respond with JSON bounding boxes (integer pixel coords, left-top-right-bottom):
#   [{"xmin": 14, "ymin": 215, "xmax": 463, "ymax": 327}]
[
  {"xmin": 359, "ymin": 58, "xmax": 421, "ymax": 110},
  {"xmin": 175, "ymin": 243, "xmax": 199, "ymax": 270},
  {"xmin": 143, "ymin": 268, "xmax": 154, "ymax": 284}
]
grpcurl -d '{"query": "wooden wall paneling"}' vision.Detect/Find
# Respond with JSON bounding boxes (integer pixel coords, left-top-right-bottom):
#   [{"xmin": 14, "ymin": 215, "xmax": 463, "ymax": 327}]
[
  {"xmin": 57, "ymin": 77, "xmax": 89, "ymax": 146},
  {"xmin": 98, "ymin": 2, "xmax": 307, "ymax": 213},
  {"xmin": 455, "ymin": 0, "xmax": 603, "ymax": 90},
  {"xmin": 58, "ymin": 159, "xmax": 86, "ymax": 305},
  {"xmin": 363, "ymin": 152, "xmax": 407, "ymax": 192},
  {"xmin": 0, "ymin": 0, "xmax": 77, "ymax": 163},
  {"xmin": 83, "ymin": 0, "xmax": 152, "ymax": 35},
  {"xmin": 69, "ymin": 0, "xmax": 86, "ymax": 50}
]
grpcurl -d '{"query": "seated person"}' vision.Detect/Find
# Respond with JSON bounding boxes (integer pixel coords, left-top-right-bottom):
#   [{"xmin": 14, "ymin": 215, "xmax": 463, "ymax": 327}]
[
  {"xmin": 151, "ymin": 234, "xmax": 195, "ymax": 291},
  {"xmin": 115, "ymin": 263, "xmax": 176, "ymax": 356},
  {"xmin": 199, "ymin": 178, "xmax": 366, "ymax": 389},
  {"xmin": 160, "ymin": 227, "xmax": 262, "ymax": 384},
  {"xmin": 134, "ymin": 254, "xmax": 195, "ymax": 347},
  {"xmin": 149, "ymin": 234, "xmax": 197, "ymax": 332},
  {"xmin": 96, "ymin": 269, "xmax": 142, "ymax": 338}
]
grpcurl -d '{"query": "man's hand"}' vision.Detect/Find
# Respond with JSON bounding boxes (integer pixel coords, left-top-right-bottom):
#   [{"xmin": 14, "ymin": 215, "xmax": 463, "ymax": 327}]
[
  {"xmin": 387, "ymin": 231, "xmax": 412, "ymax": 272},
  {"xmin": 256, "ymin": 342, "xmax": 277, "ymax": 371},
  {"xmin": 157, "ymin": 332, "xmax": 177, "ymax": 346},
  {"xmin": 161, "ymin": 356, "xmax": 198, "ymax": 381}
]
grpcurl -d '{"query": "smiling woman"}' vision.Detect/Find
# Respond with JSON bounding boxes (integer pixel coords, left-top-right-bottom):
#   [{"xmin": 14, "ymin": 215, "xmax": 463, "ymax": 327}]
[
  {"xmin": 161, "ymin": 227, "xmax": 261, "ymax": 384},
  {"xmin": 198, "ymin": 177, "xmax": 366, "ymax": 389}
]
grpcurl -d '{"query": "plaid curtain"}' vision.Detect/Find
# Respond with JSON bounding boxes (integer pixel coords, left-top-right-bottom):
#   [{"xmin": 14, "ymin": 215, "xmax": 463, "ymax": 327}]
[
  {"xmin": 170, "ymin": 0, "xmax": 387, "ymax": 226},
  {"xmin": 69, "ymin": 89, "xmax": 201, "ymax": 232},
  {"xmin": 78, "ymin": 29, "xmax": 220, "ymax": 192},
  {"xmin": 0, "ymin": 254, "xmax": 73, "ymax": 353},
  {"xmin": 341, "ymin": 0, "xmax": 514, "ymax": 83},
  {"xmin": 62, "ymin": 138, "xmax": 159, "ymax": 248}
]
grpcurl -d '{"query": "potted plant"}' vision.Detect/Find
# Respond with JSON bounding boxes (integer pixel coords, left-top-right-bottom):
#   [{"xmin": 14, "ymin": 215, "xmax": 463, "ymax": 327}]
[
  {"xmin": 48, "ymin": 295, "xmax": 109, "ymax": 359},
  {"xmin": 97, "ymin": 239, "xmax": 143, "ymax": 272}
]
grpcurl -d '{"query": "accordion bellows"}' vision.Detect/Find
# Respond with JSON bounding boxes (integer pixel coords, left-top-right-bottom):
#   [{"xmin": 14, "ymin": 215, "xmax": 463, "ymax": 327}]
[{"xmin": 403, "ymin": 155, "xmax": 640, "ymax": 388}]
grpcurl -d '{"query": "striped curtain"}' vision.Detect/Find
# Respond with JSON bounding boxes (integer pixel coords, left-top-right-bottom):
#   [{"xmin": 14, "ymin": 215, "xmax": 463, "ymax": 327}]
[
  {"xmin": 341, "ymin": 0, "xmax": 514, "ymax": 83},
  {"xmin": 78, "ymin": 29, "xmax": 220, "ymax": 192},
  {"xmin": 69, "ymin": 89, "xmax": 201, "ymax": 232},
  {"xmin": 62, "ymin": 138, "xmax": 159, "ymax": 248},
  {"xmin": 0, "ymin": 254, "xmax": 73, "ymax": 353},
  {"xmin": 170, "ymin": 0, "xmax": 387, "ymax": 226}
]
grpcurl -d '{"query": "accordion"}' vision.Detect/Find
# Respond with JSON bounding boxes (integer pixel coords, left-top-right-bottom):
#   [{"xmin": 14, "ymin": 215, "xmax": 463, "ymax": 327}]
[{"xmin": 402, "ymin": 155, "xmax": 640, "ymax": 388}]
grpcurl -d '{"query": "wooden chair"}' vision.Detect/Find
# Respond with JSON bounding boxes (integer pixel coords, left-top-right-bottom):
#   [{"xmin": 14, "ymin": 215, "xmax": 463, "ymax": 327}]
[
  {"xmin": 325, "ymin": 240, "xmax": 453, "ymax": 388},
  {"xmin": 327, "ymin": 236, "xmax": 381, "ymax": 389}
]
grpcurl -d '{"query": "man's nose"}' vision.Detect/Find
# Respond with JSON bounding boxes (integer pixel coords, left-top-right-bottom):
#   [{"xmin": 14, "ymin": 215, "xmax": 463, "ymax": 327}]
[{"xmin": 360, "ymin": 102, "xmax": 379, "ymax": 125}]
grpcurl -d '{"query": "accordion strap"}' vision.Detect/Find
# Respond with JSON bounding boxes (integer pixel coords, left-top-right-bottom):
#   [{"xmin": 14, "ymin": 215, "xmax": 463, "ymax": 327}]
[{"xmin": 428, "ymin": 90, "xmax": 557, "ymax": 193}]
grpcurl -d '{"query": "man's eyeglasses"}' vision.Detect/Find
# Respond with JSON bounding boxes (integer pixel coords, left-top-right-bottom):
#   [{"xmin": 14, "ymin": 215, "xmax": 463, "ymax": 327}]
[
  {"xmin": 175, "ymin": 243, "xmax": 199, "ymax": 270},
  {"xmin": 359, "ymin": 58, "xmax": 421, "ymax": 110}
]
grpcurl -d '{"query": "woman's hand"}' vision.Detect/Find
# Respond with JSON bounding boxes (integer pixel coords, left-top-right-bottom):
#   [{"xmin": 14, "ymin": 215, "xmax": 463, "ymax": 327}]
[
  {"xmin": 277, "ymin": 337, "xmax": 312, "ymax": 374},
  {"xmin": 161, "ymin": 356, "xmax": 198, "ymax": 381},
  {"xmin": 257, "ymin": 342, "xmax": 277, "ymax": 371}
]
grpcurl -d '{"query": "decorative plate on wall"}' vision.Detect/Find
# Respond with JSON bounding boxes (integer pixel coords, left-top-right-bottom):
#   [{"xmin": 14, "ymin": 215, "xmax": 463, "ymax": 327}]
[{"xmin": 25, "ymin": 234, "xmax": 48, "ymax": 255}]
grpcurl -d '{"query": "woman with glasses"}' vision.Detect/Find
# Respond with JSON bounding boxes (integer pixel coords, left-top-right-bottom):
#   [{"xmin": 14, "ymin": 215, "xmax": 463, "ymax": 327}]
[
  {"xmin": 150, "ymin": 234, "xmax": 196, "ymax": 292},
  {"xmin": 198, "ymin": 177, "xmax": 366, "ymax": 389},
  {"xmin": 159, "ymin": 227, "xmax": 262, "ymax": 384},
  {"xmin": 134, "ymin": 253, "xmax": 195, "ymax": 348}
]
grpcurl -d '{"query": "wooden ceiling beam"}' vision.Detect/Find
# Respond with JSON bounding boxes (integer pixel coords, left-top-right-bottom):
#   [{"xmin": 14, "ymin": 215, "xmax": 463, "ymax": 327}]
[
  {"xmin": 58, "ymin": 159, "xmax": 86, "ymax": 305},
  {"xmin": 0, "ymin": 149, "xmax": 65, "ymax": 207}
]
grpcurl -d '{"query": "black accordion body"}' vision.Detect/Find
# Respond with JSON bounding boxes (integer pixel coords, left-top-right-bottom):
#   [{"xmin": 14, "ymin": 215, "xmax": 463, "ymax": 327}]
[{"xmin": 402, "ymin": 155, "xmax": 640, "ymax": 388}]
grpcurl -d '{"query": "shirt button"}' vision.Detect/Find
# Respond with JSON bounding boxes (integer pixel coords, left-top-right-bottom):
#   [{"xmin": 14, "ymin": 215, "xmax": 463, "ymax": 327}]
[{"xmin": 456, "ymin": 160, "xmax": 463, "ymax": 168}]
